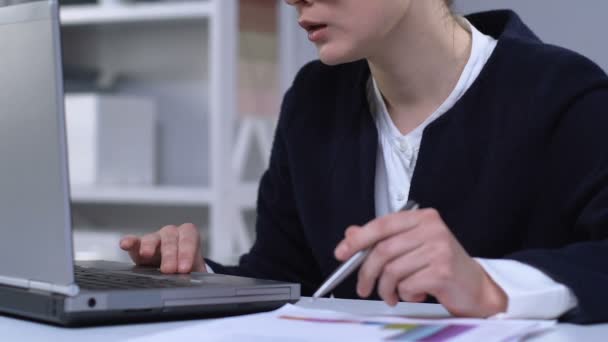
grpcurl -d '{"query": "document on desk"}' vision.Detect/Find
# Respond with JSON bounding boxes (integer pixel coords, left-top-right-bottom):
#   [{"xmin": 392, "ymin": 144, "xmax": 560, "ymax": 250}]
[{"xmin": 129, "ymin": 304, "xmax": 555, "ymax": 342}]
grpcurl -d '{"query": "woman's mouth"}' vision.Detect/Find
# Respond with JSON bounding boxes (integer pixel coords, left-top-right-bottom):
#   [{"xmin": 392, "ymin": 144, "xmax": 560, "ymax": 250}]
[{"xmin": 299, "ymin": 20, "xmax": 329, "ymax": 43}]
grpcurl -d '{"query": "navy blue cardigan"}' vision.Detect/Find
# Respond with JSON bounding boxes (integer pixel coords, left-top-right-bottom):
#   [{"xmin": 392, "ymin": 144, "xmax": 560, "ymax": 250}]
[{"xmin": 207, "ymin": 10, "xmax": 608, "ymax": 324}]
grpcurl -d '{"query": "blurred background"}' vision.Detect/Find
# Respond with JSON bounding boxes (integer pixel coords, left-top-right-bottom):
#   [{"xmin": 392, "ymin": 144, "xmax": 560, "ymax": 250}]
[
  {"xmin": 65, "ymin": 0, "xmax": 608, "ymax": 265},
  {"xmin": 64, "ymin": 0, "xmax": 316, "ymax": 265}
]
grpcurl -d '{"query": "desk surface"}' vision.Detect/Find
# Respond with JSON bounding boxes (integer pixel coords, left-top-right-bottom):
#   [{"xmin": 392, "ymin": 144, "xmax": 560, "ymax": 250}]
[{"xmin": 1, "ymin": 297, "xmax": 606, "ymax": 341}]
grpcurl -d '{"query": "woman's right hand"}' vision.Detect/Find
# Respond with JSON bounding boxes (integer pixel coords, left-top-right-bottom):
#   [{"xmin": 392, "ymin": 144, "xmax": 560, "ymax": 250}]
[{"xmin": 119, "ymin": 223, "xmax": 207, "ymax": 274}]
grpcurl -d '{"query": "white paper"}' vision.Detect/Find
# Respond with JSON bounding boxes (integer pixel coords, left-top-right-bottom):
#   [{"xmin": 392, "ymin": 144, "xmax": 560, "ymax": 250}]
[{"xmin": 129, "ymin": 304, "xmax": 555, "ymax": 342}]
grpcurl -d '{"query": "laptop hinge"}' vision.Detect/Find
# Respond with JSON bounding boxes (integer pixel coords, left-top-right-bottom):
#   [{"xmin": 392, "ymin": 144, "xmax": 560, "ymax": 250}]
[{"xmin": 0, "ymin": 275, "xmax": 79, "ymax": 296}]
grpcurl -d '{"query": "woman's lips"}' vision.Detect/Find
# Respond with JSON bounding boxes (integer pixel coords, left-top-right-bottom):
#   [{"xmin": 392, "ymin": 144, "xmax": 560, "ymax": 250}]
[
  {"xmin": 307, "ymin": 24, "xmax": 328, "ymax": 42},
  {"xmin": 299, "ymin": 20, "xmax": 329, "ymax": 43}
]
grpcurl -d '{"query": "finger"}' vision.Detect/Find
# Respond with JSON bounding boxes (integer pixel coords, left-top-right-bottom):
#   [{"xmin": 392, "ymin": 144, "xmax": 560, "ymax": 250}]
[
  {"xmin": 396, "ymin": 267, "xmax": 439, "ymax": 305},
  {"xmin": 334, "ymin": 226, "xmax": 362, "ymax": 259},
  {"xmin": 357, "ymin": 229, "xmax": 425, "ymax": 298},
  {"xmin": 135, "ymin": 233, "xmax": 161, "ymax": 267},
  {"xmin": 120, "ymin": 235, "xmax": 144, "ymax": 265},
  {"xmin": 401, "ymin": 293, "xmax": 427, "ymax": 303},
  {"xmin": 376, "ymin": 246, "xmax": 430, "ymax": 306},
  {"xmin": 120, "ymin": 235, "xmax": 138, "ymax": 250},
  {"xmin": 159, "ymin": 225, "xmax": 179, "ymax": 273},
  {"xmin": 177, "ymin": 223, "xmax": 200, "ymax": 273},
  {"xmin": 336, "ymin": 210, "xmax": 422, "ymax": 260},
  {"xmin": 139, "ymin": 233, "xmax": 161, "ymax": 259},
  {"xmin": 344, "ymin": 225, "xmax": 361, "ymax": 239}
]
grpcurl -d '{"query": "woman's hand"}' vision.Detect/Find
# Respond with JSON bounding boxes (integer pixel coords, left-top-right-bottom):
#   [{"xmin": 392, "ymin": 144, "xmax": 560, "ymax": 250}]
[
  {"xmin": 119, "ymin": 223, "xmax": 207, "ymax": 274},
  {"xmin": 334, "ymin": 208, "xmax": 507, "ymax": 317}
]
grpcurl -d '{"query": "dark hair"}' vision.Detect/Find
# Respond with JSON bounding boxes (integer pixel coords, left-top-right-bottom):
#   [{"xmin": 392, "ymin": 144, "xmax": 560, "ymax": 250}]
[{"xmin": 445, "ymin": 0, "xmax": 453, "ymax": 7}]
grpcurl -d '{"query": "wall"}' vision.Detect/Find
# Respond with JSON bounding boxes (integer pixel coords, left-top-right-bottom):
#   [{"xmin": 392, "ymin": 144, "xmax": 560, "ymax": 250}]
[{"xmin": 454, "ymin": 0, "xmax": 608, "ymax": 72}]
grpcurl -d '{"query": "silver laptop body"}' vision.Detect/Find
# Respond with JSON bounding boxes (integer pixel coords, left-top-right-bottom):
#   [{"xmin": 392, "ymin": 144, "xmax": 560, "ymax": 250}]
[{"xmin": 0, "ymin": 0, "xmax": 299, "ymax": 326}]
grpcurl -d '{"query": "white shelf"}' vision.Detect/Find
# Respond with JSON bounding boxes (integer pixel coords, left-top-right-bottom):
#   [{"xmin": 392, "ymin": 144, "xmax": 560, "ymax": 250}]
[
  {"xmin": 60, "ymin": 1, "xmax": 214, "ymax": 26},
  {"xmin": 60, "ymin": 0, "xmax": 301, "ymax": 262},
  {"xmin": 71, "ymin": 185, "xmax": 213, "ymax": 206},
  {"xmin": 70, "ymin": 182, "xmax": 258, "ymax": 208}
]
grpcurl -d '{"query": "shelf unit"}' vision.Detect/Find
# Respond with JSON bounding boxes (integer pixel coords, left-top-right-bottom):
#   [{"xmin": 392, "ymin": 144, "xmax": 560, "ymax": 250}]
[
  {"xmin": 61, "ymin": 0, "xmax": 239, "ymax": 263},
  {"xmin": 71, "ymin": 182, "xmax": 258, "ymax": 207},
  {"xmin": 61, "ymin": 0, "xmax": 315, "ymax": 264},
  {"xmin": 70, "ymin": 185, "xmax": 213, "ymax": 206},
  {"xmin": 60, "ymin": 2, "xmax": 214, "ymax": 25}
]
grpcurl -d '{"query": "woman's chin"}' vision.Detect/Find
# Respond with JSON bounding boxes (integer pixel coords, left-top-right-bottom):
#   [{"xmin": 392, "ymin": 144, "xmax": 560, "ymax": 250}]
[{"xmin": 317, "ymin": 45, "xmax": 362, "ymax": 66}]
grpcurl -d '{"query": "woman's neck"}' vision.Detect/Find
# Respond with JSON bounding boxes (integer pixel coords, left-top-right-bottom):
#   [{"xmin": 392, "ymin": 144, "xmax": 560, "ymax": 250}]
[{"xmin": 367, "ymin": 2, "xmax": 472, "ymax": 134}]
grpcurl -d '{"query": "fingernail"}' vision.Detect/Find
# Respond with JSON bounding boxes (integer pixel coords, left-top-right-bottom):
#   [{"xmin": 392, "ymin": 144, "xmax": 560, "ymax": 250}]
[{"xmin": 179, "ymin": 261, "xmax": 189, "ymax": 272}]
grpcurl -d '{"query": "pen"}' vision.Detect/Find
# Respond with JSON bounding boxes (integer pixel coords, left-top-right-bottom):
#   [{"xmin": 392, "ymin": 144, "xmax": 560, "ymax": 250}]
[{"xmin": 312, "ymin": 200, "xmax": 420, "ymax": 299}]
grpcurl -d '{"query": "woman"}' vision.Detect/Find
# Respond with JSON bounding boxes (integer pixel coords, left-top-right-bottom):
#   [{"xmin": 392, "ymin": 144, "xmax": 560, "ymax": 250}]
[{"xmin": 120, "ymin": 0, "xmax": 608, "ymax": 323}]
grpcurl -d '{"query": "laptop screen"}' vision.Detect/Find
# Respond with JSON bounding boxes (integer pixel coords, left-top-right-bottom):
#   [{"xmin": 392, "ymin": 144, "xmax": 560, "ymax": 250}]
[{"xmin": 0, "ymin": 0, "xmax": 76, "ymax": 294}]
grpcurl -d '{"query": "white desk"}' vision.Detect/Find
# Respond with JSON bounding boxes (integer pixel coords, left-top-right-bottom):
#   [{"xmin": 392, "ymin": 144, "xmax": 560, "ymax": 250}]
[{"xmin": 1, "ymin": 297, "xmax": 606, "ymax": 341}]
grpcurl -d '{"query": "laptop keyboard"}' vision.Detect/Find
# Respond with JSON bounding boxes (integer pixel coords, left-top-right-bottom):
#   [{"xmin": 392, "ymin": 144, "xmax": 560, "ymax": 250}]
[{"xmin": 75, "ymin": 266, "xmax": 198, "ymax": 290}]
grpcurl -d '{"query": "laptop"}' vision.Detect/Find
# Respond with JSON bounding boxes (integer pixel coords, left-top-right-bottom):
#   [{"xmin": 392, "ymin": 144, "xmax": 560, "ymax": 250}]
[{"xmin": 0, "ymin": 0, "xmax": 299, "ymax": 326}]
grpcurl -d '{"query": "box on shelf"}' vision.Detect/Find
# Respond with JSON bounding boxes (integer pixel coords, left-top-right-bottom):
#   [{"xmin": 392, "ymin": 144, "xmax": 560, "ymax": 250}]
[{"xmin": 65, "ymin": 93, "xmax": 157, "ymax": 186}]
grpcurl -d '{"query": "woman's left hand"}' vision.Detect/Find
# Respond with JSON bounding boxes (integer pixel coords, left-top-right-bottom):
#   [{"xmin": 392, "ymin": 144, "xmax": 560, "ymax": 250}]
[{"xmin": 334, "ymin": 208, "xmax": 507, "ymax": 317}]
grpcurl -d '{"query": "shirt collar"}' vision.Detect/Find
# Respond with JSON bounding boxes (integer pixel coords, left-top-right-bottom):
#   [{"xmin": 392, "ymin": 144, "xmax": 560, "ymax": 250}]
[{"xmin": 368, "ymin": 17, "xmax": 496, "ymax": 145}]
